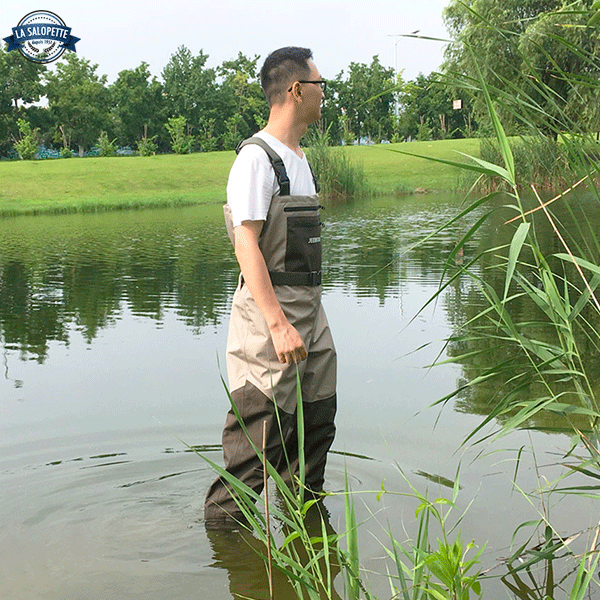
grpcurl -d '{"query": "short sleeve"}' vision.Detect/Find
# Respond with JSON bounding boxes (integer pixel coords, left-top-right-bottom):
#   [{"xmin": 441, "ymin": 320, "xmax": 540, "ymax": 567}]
[{"xmin": 226, "ymin": 145, "xmax": 276, "ymax": 227}]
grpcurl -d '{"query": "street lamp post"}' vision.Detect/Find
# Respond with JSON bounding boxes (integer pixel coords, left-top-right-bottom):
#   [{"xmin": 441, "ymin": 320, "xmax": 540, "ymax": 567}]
[{"xmin": 388, "ymin": 34, "xmax": 402, "ymax": 117}]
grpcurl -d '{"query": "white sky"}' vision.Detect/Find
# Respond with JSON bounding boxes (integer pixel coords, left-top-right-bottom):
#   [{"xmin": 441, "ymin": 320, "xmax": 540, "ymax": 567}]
[{"xmin": 2, "ymin": 1, "xmax": 452, "ymax": 84}]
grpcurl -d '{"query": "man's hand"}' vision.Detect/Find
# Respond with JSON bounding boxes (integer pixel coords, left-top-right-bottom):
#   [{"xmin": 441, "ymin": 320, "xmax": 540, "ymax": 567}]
[{"xmin": 269, "ymin": 321, "xmax": 307, "ymax": 366}]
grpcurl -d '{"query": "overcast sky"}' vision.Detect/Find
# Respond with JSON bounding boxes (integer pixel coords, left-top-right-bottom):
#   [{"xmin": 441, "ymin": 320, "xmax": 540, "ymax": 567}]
[{"xmin": 2, "ymin": 1, "xmax": 452, "ymax": 83}]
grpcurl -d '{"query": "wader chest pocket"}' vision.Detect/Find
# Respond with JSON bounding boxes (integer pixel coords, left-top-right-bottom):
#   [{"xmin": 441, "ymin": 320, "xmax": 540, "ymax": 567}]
[{"xmin": 286, "ymin": 215, "xmax": 321, "ymax": 273}]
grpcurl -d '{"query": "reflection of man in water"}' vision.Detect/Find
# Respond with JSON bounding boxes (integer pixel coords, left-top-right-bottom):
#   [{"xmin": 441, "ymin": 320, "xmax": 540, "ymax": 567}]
[
  {"xmin": 205, "ymin": 46, "xmax": 337, "ymax": 524},
  {"xmin": 206, "ymin": 500, "xmax": 341, "ymax": 600}
]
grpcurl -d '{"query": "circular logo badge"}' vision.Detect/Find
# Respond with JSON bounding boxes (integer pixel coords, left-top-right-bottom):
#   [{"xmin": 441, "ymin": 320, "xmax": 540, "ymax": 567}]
[{"xmin": 11, "ymin": 11, "xmax": 77, "ymax": 64}]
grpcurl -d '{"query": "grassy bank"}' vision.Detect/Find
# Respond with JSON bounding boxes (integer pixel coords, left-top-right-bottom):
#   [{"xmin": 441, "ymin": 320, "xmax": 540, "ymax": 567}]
[
  {"xmin": 347, "ymin": 137, "xmax": 480, "ymax": 193},
  {"xmin": 0, "ymin": 138, "xmax": 480, "ymax": 217}
]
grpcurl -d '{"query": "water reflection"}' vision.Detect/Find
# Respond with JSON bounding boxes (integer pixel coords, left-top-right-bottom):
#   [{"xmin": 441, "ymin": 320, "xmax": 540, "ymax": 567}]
[
  {"xmin": 2, "ymin": 194, "xmax": 600, "ymax": 599},
  {"xmin": 2, "ymin": 194, "xmax": 599, "ymax": 432},
  {"xmin": 0, "ymin": 205, "xmax": 238, "ymax": 359},
  {"xmin": 206, "ymin": 499, "xmax": 342, "ymax": 600},
  {"xmin": 0, "ymin": 195, "xmax": 487, "ymax": 360}
]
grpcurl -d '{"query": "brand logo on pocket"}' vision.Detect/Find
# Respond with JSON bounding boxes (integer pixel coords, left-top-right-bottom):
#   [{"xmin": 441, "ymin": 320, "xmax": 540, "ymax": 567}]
[{"xmin": 308, "ymin": 237, "xmax": 321, "ymax": 244}]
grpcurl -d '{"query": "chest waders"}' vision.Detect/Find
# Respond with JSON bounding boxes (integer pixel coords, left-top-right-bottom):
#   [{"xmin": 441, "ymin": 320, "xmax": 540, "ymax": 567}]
[{"xmin": 205, "ymin": 137, "xmax": 337, "ymax": 523}]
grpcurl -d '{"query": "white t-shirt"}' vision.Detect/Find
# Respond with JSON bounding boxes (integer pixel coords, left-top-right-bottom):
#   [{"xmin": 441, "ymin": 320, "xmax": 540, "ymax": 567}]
[{"xmin": 226, "ymin": 131, "xmax": 317, "ymax": 227}]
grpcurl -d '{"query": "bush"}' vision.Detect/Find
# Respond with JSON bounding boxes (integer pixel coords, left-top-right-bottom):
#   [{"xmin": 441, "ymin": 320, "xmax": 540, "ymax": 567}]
[
  {"xmin": 136, "ymin": 135, "xmax": 157, "ymax": 157},
  {"xmin": 165, "ymin": 116, "xmax": 193, "ymax": 154},
  {"xmin": 14, "ymin": 119, "xmax": 40, "ymax": 160},
  {"xmin": 97, "ymin": 131, "xmax": 118, "ymax": 157}
]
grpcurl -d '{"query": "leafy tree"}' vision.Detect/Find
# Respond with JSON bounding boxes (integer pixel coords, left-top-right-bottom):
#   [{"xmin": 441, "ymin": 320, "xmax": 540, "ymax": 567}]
[
  {"xmin": 109, "ymin": 62, "xmax": 167, "ymax": 149},
  {"xmin": 398, "ymin": 73, "xmax": 476, "ymax": 140},
  {"xmin": 517, "ymin": 1, "xmax": 600, "ymax": 136},
  {"xmin": 197, "ymin": 118, "xmax": 219, "ymax": 152},
  {"xmin": 162, "ymin": 46, "xmax": 221, "ymax": 136},
  {"xmin": 217, "ymin": 52, "xmax": 268, "ymax": 148},
  {"xmin": 45, "ymin": 53, "xmax": 110, "ymax": 156},
  {"xmin": 442, "ymin": 0, "xmax": 563, "ymax": 131},
  {"xmin": 0, "ymin": 44, "xmax": 46, "ymax": 109},
  {"xmin": 0, "ymin": 45, "xmax": 46, "ymax": 153},
  {"xmin": 165, "ymin": 115, "xmax": 193, "ymax": 154},
  {"xmin": 335, "ymin": 56, "xmax": 395, "ymax": 144},
  {"xmin": 13, "ymin": 118, "xmax": 39, "ymax": 159},
  {"xmin": 440, "ymin": 0, "xmax": 600, "ymax": 138}
]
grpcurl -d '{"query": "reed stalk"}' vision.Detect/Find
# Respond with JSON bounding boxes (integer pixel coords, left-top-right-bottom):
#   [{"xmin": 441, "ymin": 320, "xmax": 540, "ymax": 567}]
[
  {"xmin": 399, "ymin": 7, "xmax": 600, "ymax": 598},
  {"xmin": 263, "ymin": 419, "xmax": 275, "ymax": 600}
]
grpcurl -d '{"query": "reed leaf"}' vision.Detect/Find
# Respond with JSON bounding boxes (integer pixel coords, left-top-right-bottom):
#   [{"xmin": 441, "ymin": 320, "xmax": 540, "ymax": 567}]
[{"xmin": 504, "ymin": 222, "xmax": 530, "ymax": 305}]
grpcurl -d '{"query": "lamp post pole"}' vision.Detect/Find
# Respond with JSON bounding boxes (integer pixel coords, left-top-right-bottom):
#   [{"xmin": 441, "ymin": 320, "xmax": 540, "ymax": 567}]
[{"xmin": 388, "ymin": 34, "xmax": 402, "ymax": 117}]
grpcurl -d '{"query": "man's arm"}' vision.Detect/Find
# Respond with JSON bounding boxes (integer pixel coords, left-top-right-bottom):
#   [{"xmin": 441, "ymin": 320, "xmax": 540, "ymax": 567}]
[{"xmin": 234, "ymin": 220, "xmax": 307, "ymax": 366}]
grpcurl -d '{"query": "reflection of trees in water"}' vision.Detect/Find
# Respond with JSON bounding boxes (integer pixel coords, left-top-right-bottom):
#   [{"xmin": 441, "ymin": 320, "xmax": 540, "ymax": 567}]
[
  {"xmin": 323, "ymin": 196, "xmax": 483, "ymax": 303},
  {"xmin": 7, "ymin": 191, "xmax": 597, "ymax": 438},
  {"xmin": 0, "ymin": 209, "xmax": 237, "ymax": 361},
  {"xmin": 0, "ymin": 198, "xmax": 486, "ymax": 362},
  {"xmin": 0, "ymin": 260, "xmax": 69, "ymax": 361},
  {"xmin": 441, "ymin": 193, "xmax": 600, "ymax": 433}
]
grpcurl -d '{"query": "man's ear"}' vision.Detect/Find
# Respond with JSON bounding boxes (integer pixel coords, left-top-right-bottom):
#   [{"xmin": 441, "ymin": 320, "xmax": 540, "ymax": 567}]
[{"xmin": 290, "ymin": 81, "xmax": 302, "ymax": 100}]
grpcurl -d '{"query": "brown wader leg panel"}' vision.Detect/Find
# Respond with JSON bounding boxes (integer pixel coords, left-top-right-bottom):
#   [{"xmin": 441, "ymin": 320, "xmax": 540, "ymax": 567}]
[
  {"xmin": 282, "ymin": 394, "xmax": 337, "ymax": 493},
  {"xmin": 285, "ymin": 303, "xmax": 337, "ymax": 493},
  {"xmin": 204, "ymin": 381, "xmax": 296, "ymax": 522}
]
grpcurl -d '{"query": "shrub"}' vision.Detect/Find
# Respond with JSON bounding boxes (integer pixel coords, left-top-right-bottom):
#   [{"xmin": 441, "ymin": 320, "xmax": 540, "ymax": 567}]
[
  {"xmin": 136, "ymin": 135, "xmax": 158, "ymax": 157},
  {"xmin": 13, "ymin": 119, "xmax": 40, "ymax": 160},
  {"xmin": 97, "ymin": 131, "xmax": 118, "ymax": 157},
  {"xmin": 165, "ymin": 116, "xmax": 193, "ymax": 154}
]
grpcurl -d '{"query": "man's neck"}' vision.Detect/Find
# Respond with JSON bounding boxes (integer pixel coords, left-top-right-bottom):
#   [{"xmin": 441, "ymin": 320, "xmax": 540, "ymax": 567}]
[{"xmin": 262, "ymin": 109, "xmax": 307, "ymax": 157}]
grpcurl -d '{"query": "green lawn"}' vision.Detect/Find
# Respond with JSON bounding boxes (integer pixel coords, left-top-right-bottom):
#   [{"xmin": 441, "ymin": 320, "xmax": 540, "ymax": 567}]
[
  {"xmin": 349, "ymin": 138, "xmax": 481, "ymax": 192},
  {"xmin": 0, "ymin": 138, "xmax": 481, "ymax": 216}
]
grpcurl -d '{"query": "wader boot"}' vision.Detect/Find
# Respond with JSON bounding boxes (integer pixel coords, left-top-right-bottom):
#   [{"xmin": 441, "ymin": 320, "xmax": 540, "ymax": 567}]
[{"xmin": 205, "ymin": 137, "xmax": 337, "ymax": 523}]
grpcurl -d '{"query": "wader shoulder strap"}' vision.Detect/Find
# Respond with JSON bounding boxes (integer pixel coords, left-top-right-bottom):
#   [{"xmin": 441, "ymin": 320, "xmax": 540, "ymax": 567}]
[
  {"xmin": 236, "ymin": 137, "xmax": 320, "ymax": 195},
  {"xmin": 308, "ymin": 163, "xmax": 320, "ymax": 193},
  {"xmin": 236, "ymin": 137, "xmax": 290, "ymax": 196}
]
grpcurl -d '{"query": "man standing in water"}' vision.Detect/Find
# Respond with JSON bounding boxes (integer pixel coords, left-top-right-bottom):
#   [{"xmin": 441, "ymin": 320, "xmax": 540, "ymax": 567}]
[{"xmin": 205, "ymin": 47, "xmax": 337, "ymax": 525}]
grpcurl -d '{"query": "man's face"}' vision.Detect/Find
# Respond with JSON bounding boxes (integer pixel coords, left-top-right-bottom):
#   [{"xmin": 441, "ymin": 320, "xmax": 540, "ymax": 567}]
[{"xmin": 300, "ymin": 60, "xmax": 325, "ymax": 124}]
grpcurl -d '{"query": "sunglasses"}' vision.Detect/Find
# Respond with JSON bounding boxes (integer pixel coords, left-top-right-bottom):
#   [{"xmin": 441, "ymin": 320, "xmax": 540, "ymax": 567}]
[{"xmin": 287, "ymin": 80, "xmax": 327, "ymax": 93}]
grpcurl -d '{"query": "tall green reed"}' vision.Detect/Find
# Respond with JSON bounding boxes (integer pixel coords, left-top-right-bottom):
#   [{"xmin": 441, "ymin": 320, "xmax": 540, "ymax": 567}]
[
  {"xmin": 392, "ymin": 8, "xmax": 600, "ymax": 598},
  {"xmin": 194, "ymin": 368, "xmax": 485, "ymax": 600},
  {"xmin": 305, "ymin": 126, "xmax": 370, "ymax": 202}
]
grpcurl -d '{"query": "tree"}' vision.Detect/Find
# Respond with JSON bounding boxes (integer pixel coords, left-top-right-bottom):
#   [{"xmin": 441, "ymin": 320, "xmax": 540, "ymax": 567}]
[
  {"xmin": 398, "ymin": 73, "xmax": 476, "ymax": 140},
  {"xmin": 335, "ymin": 56, "xmax": 395, "ymax": 144},
  {"xmin": 443, "ymin": 0, "xmax": 600, "ymax": 137},
  {"xmin": 109, "ymin": 62, "xmax": 167, "ymax": 149},
  {"xmin": 217, "ymin": 52, "xmax": 268, "ymax": 148},
  {"xmin": 45, "ymin": 53, "xmax": 110, "ymax": 156},
  {"xmin": 0, "ymin": 45, "xmax": 46, "ymax": 152},
  {"xmin": 442, "ymin": 0, "xmax": 563, "ymax": 131},
  {"xmin": 517, "ymin": 1, "xmax": 600, "ymax": 136},
  {"xmin": 161, "ymin": 46, "xmax": 221, "ymax": 138},
  {"xmin": 165, "ymin": 115, "xmax": 193, "ymax": 154},
  {"xmin": 13, "ymin": 118, "xmax": 40, "ymax": 159},
  {"xmin": 0, "ymin": 44, "xmax": 46, "ymax": 109}
]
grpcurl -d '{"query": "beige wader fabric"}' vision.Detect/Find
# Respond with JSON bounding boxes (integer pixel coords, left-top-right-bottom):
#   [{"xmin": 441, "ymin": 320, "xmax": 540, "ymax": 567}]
[{"xmin": 205, "ymin": 139, "xmax": 337, "ymax": 522}]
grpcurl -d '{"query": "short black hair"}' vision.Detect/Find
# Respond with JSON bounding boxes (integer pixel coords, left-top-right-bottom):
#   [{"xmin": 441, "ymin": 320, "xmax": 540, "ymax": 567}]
[{"xmin": 260, "ymin": 47, "xmax": 313, "ymax": 106}]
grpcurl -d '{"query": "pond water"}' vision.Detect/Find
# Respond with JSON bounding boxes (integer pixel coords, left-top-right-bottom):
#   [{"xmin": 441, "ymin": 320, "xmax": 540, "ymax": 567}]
[{"xmin": 1, "ymin": 193, "xmax": 597, "ymax": 599}]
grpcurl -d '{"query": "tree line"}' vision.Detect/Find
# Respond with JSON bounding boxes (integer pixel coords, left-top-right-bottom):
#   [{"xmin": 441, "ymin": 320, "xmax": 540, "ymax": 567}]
[
  {"xmin": 0, "ymin": 43, "xmax": 474, "ymax": 159},
  {"xmin": 1, "ymin": 0, "xmax": 598, "ymax": 159}
]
